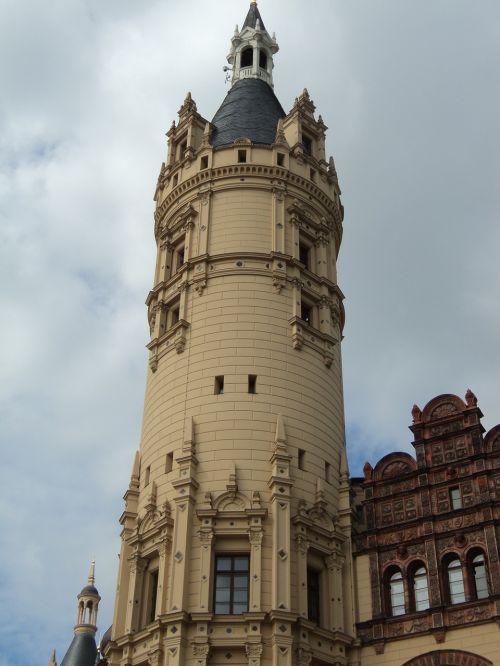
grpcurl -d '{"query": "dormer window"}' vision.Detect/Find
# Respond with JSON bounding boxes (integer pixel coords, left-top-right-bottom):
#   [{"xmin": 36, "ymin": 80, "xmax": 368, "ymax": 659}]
[
  {"xmin": 241, "ymin": 47, "xmax": 253, "ymax": 68},
  {"xmin": 259, "ymin": 49, "xmax": 268, "ymax": 69}
]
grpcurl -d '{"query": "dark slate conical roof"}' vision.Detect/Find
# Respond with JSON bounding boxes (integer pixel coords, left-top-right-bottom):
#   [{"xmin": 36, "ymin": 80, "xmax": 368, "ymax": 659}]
[
  {"xmin": 60, "ymin": 633, "xmax": 97, "ymax": 666},
  {"xmin": 243, "ymin": 2, "xmax": 266, "ymax": 31},
  {"xmin": 210, "ymin": 79, "xmax": 285, "ymax": 148}
]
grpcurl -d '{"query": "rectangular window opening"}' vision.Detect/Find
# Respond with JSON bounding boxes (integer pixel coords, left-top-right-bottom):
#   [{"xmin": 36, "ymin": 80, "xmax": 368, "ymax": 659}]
[
  {"xmin": 200, "ymin": 155, "xmax": 209, "ymax": 170},
  {"xmin": 214, "ymin": 554, "xmax": 249, "ymax": 615},
  {"xmin": 179, "ymin": 140, "xmax": 187, "ymax": 160},
  {"xmin": 310, "ymin": 168, "xmax": 316, "ymax": 182},
  {"xmin": 165, "ymin": 452, "xmax": 173, "ymax": 474},
  {"xmin": 325, "ymin": 461, "xmax": 331, "ymax": 484},
  {"xmin": 298, "ymin": 448, "xmax": 305, "ymax": 471},
  {"xmin": 173, "ymin": 173, "xmax": 179, "ymax": 187},
  {"xmin": 301, "ymin": 301, "xmax": 312, "ymax": 325},
  {"xmin": 170, "ymin": 304, "xmax": 180, "ymax": 327},
  {"xmin": 248, "ymin": 375, "xmax": 257, "ymax": 394},
  {"xmin": 307, "ymin": 567, "xmax": 320, "ymax": 624},
  {"xmin": 145, "ymin": 465, "xmax": 151, "ymax": 486},
  {"xmin": 302, "ymin": 134, "xmax": 313, "ymax": 156},
  {"xmin": 450, "ymin": 487, "xmax": 462, "ymax": 510},
  {"xmin": 277, "ymin": 152, "xmax": 285, "ymax": 167},
  {"xmin": 299, "ymin": 242, "xmax": 310, "ymax": 268},
  {"xmin": 215, "ymin": 376, "xmax": 224, "ymax": 395},
  {"xmin": 238, "ymin": 149, "xmax": 247, "ymax": 163},
  {"xmin": 148, "ymin": 570, "xmax": 159, "ymax": 624}
]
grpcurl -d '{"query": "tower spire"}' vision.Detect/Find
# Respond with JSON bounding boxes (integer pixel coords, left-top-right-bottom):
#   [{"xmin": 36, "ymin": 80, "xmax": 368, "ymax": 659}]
[{"xmin": 87, "ymin": 559, "xmax": 95, "ymax": 586}]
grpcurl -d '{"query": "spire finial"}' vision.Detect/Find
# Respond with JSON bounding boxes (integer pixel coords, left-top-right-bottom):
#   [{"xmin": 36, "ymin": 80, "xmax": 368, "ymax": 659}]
[{"xmin": 87, "ymin": 559, "xmax": 96, "ymax": 586}]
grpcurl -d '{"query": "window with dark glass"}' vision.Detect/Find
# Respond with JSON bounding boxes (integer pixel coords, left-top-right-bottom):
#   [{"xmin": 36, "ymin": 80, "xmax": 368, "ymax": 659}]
[
  {"xmin": 450, "ymin": 487, "xmax": 462, "ymax": 510},
  {"xmin": 299, "ymin": 242, "xmax": 310, "ymax": 268},
  {"xmin": 389, "ymin": 570, "xmax": 405, "ymax": 616},
  {"xmin": 301, "ymin": 302, "xmax": 312, "ymax": 325},
  {"xmin": 471, "ymin": 552, "xmax": 488, "ymax": 600},
  {"xmin": 148, "ymin": 570, "xmax": 159, "ymax": 623},
  {"xmin": 214, "ymin": 555, "xmax": 249, "ymax": 614},
  {"xmin": 307, "ymin": 568, "xmax": 320, "ymax": 624},
  {"xmin": 447, "ymin": 558, "xmax": 465, "ymax": 604},
  {"xmin": 412, "ymin": 566, "xmax": 430, "ymax": 611}
]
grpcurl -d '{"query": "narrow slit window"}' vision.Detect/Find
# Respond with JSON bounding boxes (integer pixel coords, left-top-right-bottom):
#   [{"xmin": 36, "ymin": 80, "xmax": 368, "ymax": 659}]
[
  {"xmin": 145, "ymin": 465, "xmax": 151, "ymax": 486},
  {"xmin": 298, "ymin": 448, "xmax": 305, "ymax": 471},
  {"xmin": 307, "ymin": 568, "xmax": 320, "ymax": 624},
  {"xmin": 248, "ymin": 375, "xmax": 257, "ymax": 394},
  {"xmin": 238, "ymin": 149, "xmax": 247, "ymax": 163},
  {"xmin": 165, "ymin": 452, "xmax": 173, "ymax": 474},
  {"xmin": 200, "ymin": 155, "xmax": 209, "ymax": 170},
  {"xmin": 173, "ymin": 174, "xmax": 179, "ymax": 186},
  {"xmin": 215, "ymin": 376, "xmax": 224, "ymax": 395},
  {"xmin": 148, "ymin": 570, "xmax": 159, "ymax": 623},
  {"xmin": 259, "ymin": 49, "xmax": 268, "ymax": 69},
  {"xmin": 277, "ymin": 152, "xmax": 285, "ymax": 167},
  {"xmin": 325, "ymin": 461, "xmax": 331, "ymax": 483},
  {"xmin": 310, "ymin": 168, "xmax": 316, "ymax": 182}
]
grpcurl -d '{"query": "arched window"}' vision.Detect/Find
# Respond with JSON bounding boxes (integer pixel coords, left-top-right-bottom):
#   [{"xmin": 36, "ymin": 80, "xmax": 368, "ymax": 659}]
[
  {"xmin": 411, "ymin": 565, "xmax": 430, "ymax": 612},
  {"xmin": 446, "ymin": 557, "xmax": 465, "ymax": 604},
  {"xmin": 241, "ymin": 47, "xmax": 253, "ymax": 68},
  {"xmin": 259, "ymin": 49, "xmax": 268, "ymax": 69},
  {"xmin": 470, "ymin": 551, "xmax": 489, "ymax": 600},
  {"xmin": 388, "ymin": 569, "xmax": 405, "ymax": 616}
]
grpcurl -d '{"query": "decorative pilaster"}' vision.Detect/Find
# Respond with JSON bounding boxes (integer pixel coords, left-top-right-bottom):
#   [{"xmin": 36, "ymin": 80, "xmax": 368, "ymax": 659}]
[
  {"xmin": 296, "ymin": 534, "xmax": 309, "ymax": 619},
  {"xmin": 125, "ymin": 554, "xmax": 147, "ymax": 633},
  {"xmin": 326, "ymin": 551, "xmax": 345, "ymax": 632}
]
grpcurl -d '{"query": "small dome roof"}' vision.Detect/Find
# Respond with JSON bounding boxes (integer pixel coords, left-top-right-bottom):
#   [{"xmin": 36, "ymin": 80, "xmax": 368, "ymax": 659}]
[
  {"xmin": 79, "ymin": 584, "xmax": 99, "ymax": 596},
  {"xmin": 100, "ymin": 625, "xmax": 112, "ymax": 650},
  {"xmin": 211, "ymin": 79, "xmax": 285, "ymax": 148}
]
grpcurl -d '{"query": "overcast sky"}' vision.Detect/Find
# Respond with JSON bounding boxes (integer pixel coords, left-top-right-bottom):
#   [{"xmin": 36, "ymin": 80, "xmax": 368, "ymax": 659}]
[{"xmin": 1, "ymin": 1, "xmax": 499, "ymax": 663}]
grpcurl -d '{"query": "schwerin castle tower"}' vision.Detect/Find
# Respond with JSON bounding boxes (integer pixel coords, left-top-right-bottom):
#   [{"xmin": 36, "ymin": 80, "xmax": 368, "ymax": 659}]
[{"xmin": 56, "ymin": 3, "xmax": 500, "ymax": 666}]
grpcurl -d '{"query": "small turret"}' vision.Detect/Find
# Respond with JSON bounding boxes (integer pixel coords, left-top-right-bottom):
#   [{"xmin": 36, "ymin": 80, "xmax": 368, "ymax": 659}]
[
  {"xmin": 60, "ymin": 562, "xmax": 100, "ymax": 666},
  {"xmin": 227, "ymin": 0, "xmax": 279, "ymax": 88}
]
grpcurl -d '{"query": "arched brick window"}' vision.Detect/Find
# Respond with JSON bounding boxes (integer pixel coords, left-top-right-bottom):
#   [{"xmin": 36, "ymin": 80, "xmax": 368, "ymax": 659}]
[
  {"xmin": 468, "ymin": 549, "xmax": 489, "ymax": 600},
  {"xmin": 409, "ymin": 563, "xmax": 429, "ymax": 612},
  {"xmin": 402, "ymin": 650, "xmax": 493, "ymax": 666},
  {"xmin": 386, "ymin": 567, "xmax": 405, "ymax": 616},
  {"xmin": 444, "ymin": 555, "xmax": 465, "ymax": 605}
]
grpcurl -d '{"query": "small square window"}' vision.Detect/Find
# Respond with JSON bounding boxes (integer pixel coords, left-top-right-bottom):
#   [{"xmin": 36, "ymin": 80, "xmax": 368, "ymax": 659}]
[
  {"xmin": 298, "ymin": 448, "xmax": 305, "ymax": 471},
  {"xmin": 200, "ymin": 155, "xmax": 209, "ymax": 170},
  {"xmin": 248, "ymin": 375, "xmax": 257, "ymax": 394},
  {"xmin": 450, "ymin": 487, "xmax": 462, "ymax": 510},
  {"xmin": 215, "ymin": 376, "xmax": 224, "ymax": 395},
  {"xmin": 238, "ymin": 149, "xmax": 247, "ymax": 163},
  {"xmin": 165, "ymin": 452, "xmax": 173, "ymax": 474},
  {"xmin": 277, "ymin": 152, "xmax": 285, "ymax": 167}
]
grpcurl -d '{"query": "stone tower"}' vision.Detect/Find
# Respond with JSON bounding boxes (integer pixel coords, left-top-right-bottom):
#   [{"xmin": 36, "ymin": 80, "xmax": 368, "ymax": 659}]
[{"xmin": 105, "ymin": 3, "xmax": 356, "ymax": 665}]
